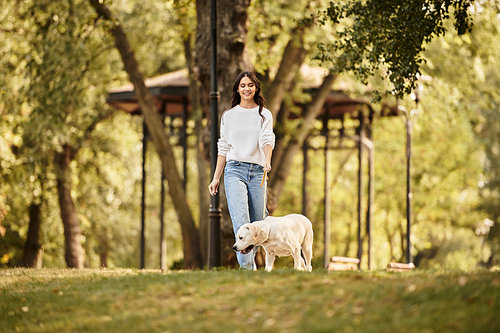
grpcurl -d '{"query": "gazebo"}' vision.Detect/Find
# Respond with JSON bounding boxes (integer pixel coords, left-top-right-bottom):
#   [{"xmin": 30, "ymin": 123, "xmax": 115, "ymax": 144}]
[{"xmin": 107, "ymin": 66, "xmax": 399, "ymax": 270}]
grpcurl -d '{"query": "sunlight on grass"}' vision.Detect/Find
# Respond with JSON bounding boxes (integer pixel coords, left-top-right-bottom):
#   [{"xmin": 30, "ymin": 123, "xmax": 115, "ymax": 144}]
[{"xmin": 0, "ymin": 268, "xmax": 499, "ymax": 333}]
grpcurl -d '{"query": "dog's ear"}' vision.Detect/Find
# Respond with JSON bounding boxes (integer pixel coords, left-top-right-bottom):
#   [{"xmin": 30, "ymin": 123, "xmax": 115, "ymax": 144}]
[
  {"xmin": 255, "ymin": 228, "xmax": 268, "ymax": 243},
  {"xmin": 247, "ymin": 224, "xmax": 261, "ymax": 239},
  {"xmin": 248, "ymin": 224, "xmax": 268, "ymax": 244}
]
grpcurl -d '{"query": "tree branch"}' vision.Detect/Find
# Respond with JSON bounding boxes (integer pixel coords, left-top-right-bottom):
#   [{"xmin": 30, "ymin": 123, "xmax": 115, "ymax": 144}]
[
  {"xmin": 266, "ymin": 25, "xmax": 311, "ymax": 119},
  {"xmin": 269, "ymin": 73, "xmax": 337, "ymax": 205},
  {"xmin": 89, "ymin": 0, "xmax": 203, "ymax": 269}
]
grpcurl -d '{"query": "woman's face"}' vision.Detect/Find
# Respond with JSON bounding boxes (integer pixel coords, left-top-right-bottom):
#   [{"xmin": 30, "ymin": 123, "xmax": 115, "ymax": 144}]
[{"xmin": 237, "ymin": 76, "xmax": 256, "ymax": 102}]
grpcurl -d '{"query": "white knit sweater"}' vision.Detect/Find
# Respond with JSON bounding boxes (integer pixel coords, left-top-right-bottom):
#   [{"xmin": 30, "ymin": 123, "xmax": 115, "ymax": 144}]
[{"xmin": 217, "ymin": 105, "xmax": 275, "ymax": 166}]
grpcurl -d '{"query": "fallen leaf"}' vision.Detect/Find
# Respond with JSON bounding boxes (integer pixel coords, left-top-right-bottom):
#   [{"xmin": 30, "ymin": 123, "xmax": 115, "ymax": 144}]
[
  {"xmin": 263, "ymin": 318, "xmax": 276, "ymax": 328},
  {"xmin": 326, "ymin": 309, "xmax": 335, "ymax": 317},
  {"xmin": 458, "ymin": 277, "xmax": 467, "ymax": 286},
  {"xmin": 352, "ymin": 306, "xmax": 364, "ymax": 314},
  {"xmin": 98, "ymin": 315, "xmax": 112, "ymax": 322}
]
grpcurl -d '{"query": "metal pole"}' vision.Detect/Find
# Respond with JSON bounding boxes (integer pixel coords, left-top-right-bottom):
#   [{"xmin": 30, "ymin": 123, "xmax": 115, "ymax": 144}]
[
  {"xmin": 406, "ymin": 114, "xmax": 413, "ymax": 264},
  {"xmin": 323, "ymin": 119, "xmax": 331, "ymax": 269},
  {"xmin": 302, "ymin": 139, "xmax": 309, "ymax": 217},
  {"xmin": 140, "ymin": 119, "xmax": 147, "ymax": 269},
  {"xmin": 182, "ymin": 96, "xmax": 188, "ymax": 191},
  {"xmin": 208, "ymin": 0, "xmax": 221, "ymax": 268},
  {"xmin": 160, "ymin": 167, "xmax": 166, "ymax": 270},
  {"xmin": 357, "ymin": 114, "xmax": 364, "ymax": 269},
  {"xmin": 366, "ymin": 111, "xmax": 374, "ymax": 270},
  {"xmin": 398, "ymin": 104, "xmax": 415, "ymax": 265}
]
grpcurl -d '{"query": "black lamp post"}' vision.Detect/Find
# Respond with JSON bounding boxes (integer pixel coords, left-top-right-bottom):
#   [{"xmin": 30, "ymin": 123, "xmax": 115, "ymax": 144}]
[
  {"xmin": 398, "ymin": 80, "xmax": 428, "ymax": 266},
  {"xmin": 208, "ymin": 0, "xmax": 222, "ymax": 268},
  {"xmin": 398, "ymin": 99, "xmax": 418, "ymax": 265}
]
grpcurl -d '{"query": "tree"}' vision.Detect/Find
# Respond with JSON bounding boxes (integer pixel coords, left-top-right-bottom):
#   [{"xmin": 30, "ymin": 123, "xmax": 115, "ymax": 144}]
[
  {"xmin": 0, "ymin": 0, "xmax": 122, "ymax": 268},
  {"xmin": 2, "ymin": 0, "xmax": 490, "ymax": 271},
  {"xmin": 192, "ymin": 0, "xmax": 342, "ymax": 264},
  {"xmin": 171, "ymin": 0, "xmax": 211, "ymax": 264},
  {"xmin": 314, "ymin": 0, "xmax": 474, "ymax": 99},
  {"xmin": 89, "ymin": 0, "xmax": 204, "ymax": 269},
  {"xmin": 420, "ymin": 0, "xmax": 500, "ymax": 266},
  {"xmin": 246, "ymin": 0, "xmax": 340, "ymax": 211}
]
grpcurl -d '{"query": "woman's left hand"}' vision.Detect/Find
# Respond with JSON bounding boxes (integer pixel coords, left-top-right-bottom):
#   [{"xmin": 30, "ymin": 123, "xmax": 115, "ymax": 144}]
[{"xmin": 262, "ymin": 145, "xmax": 273, "ymax": 173}]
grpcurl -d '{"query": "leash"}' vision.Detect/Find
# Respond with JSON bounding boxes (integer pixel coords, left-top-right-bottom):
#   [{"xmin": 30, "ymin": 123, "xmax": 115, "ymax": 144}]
[
  {"xmin": 260, "ymin": 170, "xmax": 268, "ymax": 220},
  {"xmin": 260, "ymin": 170, "xmax": 268, "ymax": 188}
]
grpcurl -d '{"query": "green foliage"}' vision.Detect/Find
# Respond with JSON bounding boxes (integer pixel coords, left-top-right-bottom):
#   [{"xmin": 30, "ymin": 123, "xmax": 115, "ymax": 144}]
[
  {"xmin": 248, "ymin": 0, "xmax": 312, "ymax": 74},
  {"xmin": 248, "ymin": 0, "xmax": 339, "ymax": 77},
  {"xmin": 265, "ymin": 0, "xmax": 500, "ymax": 269},
  {"xmin": 315, "ymin": 0, "xmax": 474, "ymax": 99},
  {"xmin": 73, "ymin": 113, "xmax": 143, "ymax": 268},
  {"xmin": 420, "ymin": 0, "xmax": 500, "ymax": 265},
  {"xmin": 274, "ymin": 95, "xmax": 484, "ymax": 269},
  {"xmin": 1, "ymin": 0, "xmax": 498, "ymax": 271},
  {"xmin": 0, "ymin": 0, "xmax": 187, "ymax": 268},
  {"xmin": 114, "ymin": 0, "xmax": 187, "ymax": 77},
  {"xmin": 1, "ymin": 268, "xmax": 499, "ymax": 332},
  {"xmin": 0, "ymin": 0, "xmax": 123, "ymax": 267}
]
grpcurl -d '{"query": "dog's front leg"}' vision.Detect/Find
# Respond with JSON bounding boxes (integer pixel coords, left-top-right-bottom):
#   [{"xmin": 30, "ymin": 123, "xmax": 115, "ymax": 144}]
[{"xmin": 265, "ymin": 252, "xmax": 276, "ymax": 272}]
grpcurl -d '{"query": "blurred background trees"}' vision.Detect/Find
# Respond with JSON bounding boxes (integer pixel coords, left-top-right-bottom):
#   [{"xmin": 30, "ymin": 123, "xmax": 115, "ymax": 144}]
[{"xmin": 1, "ymin": 0, "xmax": 498, "ymax": 270}]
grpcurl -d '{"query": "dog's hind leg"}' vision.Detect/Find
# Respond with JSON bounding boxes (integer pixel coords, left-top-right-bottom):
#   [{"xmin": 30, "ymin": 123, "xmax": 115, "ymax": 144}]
[
  {"xmin": 292, "ymin": 248, "xmax": 306, "ymax": 271},
  {"xmin": 301, "ymin": 228, "xmax": 314, "ymax": 272},
  {"xmin": 301, "ymin": 245, "xmax": 313, "ymax": 272}
]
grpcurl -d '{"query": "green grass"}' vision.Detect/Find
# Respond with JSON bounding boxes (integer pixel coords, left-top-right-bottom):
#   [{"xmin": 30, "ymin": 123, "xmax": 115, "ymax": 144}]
[{"xmin": 1, "ymin": 268, "xmax": 499, "ymax": 333}]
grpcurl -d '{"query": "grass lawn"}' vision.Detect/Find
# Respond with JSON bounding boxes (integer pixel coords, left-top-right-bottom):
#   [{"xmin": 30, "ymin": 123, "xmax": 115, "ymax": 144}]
[{"xmin": 1, "ymin": 268, "xmax": 499, "ymax": 333}]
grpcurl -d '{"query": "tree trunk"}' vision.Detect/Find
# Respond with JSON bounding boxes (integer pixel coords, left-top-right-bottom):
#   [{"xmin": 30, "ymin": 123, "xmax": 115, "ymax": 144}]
[
  {"xmin": 195, "ymin": 0, "xmax": 252, "ymax": 266},
  {"xmin": 184, "ymin": 38, "xmax": 210, "ymax": 265},
  {"xmin": 89, "ymin": 0, "xmax": 203, "ymax": 269},
  {"xmin": 22, "ymin": 202, "xmax": 42, "ymax": 268},
  {"xmin": 97, "ymin": 227, "xmax": 109, "ymax": 268},
  {"xmin": 266, "ymin": 26, "xmax": 311, "ymax": 119},
  {"xmin": 399, "ymin": 222, "xmax": 406, "ymax": 262},
  {"xmin": 195, "ymin": 0, "xmax": 252, "ymax": 115},
  {"xmin": 269, "ymin": 74, "xmax": 338, "ymax": 209},
  {"xmin": 259, "ymin": 24, "xmax": 314, "ymax": 213},
  {"xmin": 100, "ymin": 253, "xmax": 108, "ymax": 268},
  {"xmin": 55, "ymin": 145, "xmax": 84, "ymax": 269},
  {"xmin": 270, "ymin": 101, "xmax": 291, "ymax": 175}
]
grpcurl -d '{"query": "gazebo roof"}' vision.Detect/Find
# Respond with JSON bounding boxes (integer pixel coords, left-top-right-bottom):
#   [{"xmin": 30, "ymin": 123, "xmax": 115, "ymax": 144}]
[
  {"xmin": 107, "ymin": 69, "xmax": 190, "ymax": 116},
  {"xmin": 107, "ymin": 65, "xmax": 398, "ymax": 118}
]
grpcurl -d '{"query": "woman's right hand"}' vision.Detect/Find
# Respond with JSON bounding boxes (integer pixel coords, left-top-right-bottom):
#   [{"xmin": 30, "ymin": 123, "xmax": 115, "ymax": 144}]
[{"xmin": 208, "ymin": 179, "xmax": 220, "ymax": 196}]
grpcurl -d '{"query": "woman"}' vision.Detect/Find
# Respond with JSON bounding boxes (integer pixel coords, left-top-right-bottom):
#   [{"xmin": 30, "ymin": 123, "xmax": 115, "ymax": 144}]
[{"xmin": 208, "ymin": 71, "xmax": 275, "ymax": 270}]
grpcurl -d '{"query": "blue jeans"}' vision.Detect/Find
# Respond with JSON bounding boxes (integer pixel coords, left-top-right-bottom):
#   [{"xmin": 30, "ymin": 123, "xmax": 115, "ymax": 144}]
[{"xmin": 224, "ymin": 161, "xmax": 268, "ymax": 270}]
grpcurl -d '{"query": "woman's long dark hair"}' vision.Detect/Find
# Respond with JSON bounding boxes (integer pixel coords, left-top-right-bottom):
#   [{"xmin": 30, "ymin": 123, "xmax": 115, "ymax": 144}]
[{"xmin": 230, "ymin": 71, "xmax": 267, "ymax": 121}]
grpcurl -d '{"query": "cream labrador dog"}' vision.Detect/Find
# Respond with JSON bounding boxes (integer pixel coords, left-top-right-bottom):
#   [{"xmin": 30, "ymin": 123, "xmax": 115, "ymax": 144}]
[{"xmin": 232, "ymin": 214, "xmax": 313, "ymax": 272}]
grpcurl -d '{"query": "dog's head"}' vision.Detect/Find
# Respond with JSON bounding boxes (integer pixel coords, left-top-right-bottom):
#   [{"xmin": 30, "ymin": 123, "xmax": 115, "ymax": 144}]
[{"xmin": 232, "ymin": 223, "xmax": 267, "ymax": 254}]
